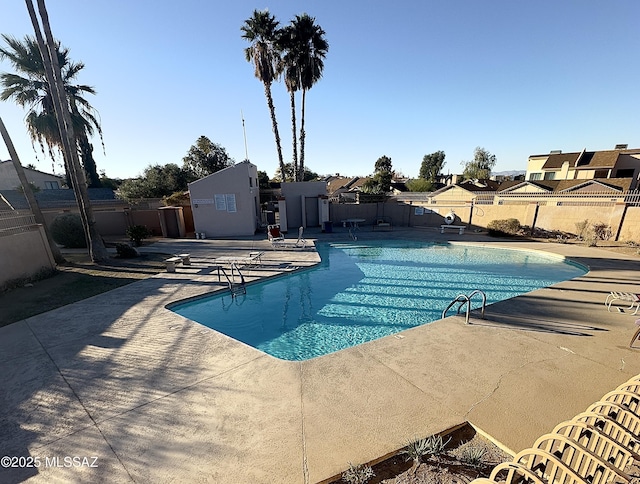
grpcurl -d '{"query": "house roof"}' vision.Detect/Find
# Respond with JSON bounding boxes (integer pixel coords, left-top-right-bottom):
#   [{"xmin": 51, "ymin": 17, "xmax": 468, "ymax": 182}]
[
  {"xmin": 327, "ymin": 176, "xmax": 370, "ymax": 195},
  {"xmin": 0, "ymin": 188, "xmax": 118, "ymax": 210},
  {"xmin": 541, "ymin": 152, "xmax": 581, "ymax": 170},
  {"xmin": 498, "ymin": 178, "xmax": 632, "ymax": 194},
  {"xmin": 188, "ymin": 160, "xmax": 256, "ymax": 186},
  {"xmin": 557, "ymin": 178, "xmax": 633, "ymax": 192},
  {"xmin": 539, "ymin": 148, "xmax": 640, "ymax": 171},
  {"xmin": 0, "ymin": 160, "xmax": 64, "ymax": 179},
  {"xmin": 458, "ymin": 179, "xmax": 501, "ymax": 192},
  {"xmin": 574, "ymin": 150, "xmax": 619, "ymax": 169},
  {"xmin": 497, "ymin": 180, "xmax": 554, "ymax": 192}
]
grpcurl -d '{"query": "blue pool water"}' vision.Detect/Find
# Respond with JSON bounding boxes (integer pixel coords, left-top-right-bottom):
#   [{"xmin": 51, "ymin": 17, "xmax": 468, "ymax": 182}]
[{"xmin": 171, "ymin": 241, "xmax": 587, "ymax": 361}]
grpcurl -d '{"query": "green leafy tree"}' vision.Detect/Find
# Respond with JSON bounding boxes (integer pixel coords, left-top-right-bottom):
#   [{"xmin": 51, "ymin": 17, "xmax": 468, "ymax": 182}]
[
  {"xmin": 257, "ymin": 170, "xmax": 271, "ymax": 189},
  {"xmin": 419, "ymin": 150, "xmax": 445, "ymax": 181},
  {"xmin": 117, "ymin": 164, "xmax": 194, "ymax": 201},
  {"xmin": 98, "ymin": 169, "xmax": 121, "ymax": 190},
  {"xmin": 182, "ymin": 135, "xmax": 234, "ymax": 178},
  {"xmin": 461, "ymin": 147, "xmax": 496, "ymax": 180},
  {"xmin": 274, "ymin": 162, "xmax": 319, "ymax": 182},
  {"xmin": 406, "ymin": 178, "xmax": 433, "ymax": 192},
  {"xmin": 0, "ymin": 34, "xmax": 104, "ymax": 187},
  {"xmin": 362, "ymin": 155, "xmax": 393, "ymax": 194},
  {"xmin": 241, "ymin": 10, "xmax": 285, "ymax": 177}
]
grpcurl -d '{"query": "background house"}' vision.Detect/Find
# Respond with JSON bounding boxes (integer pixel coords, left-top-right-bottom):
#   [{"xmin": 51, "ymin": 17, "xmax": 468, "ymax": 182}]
[
  {"xmin": 188, "ymin": 161, "xmax": 260, "ymax": 237},
  {"xmin": 326, "ymin": 176, "xmax": 370, "ymax": 203},
  {"xmin": 0, "ymin": 160, "xmax": 65, "ymax": 190},
  {"xmin": 525, "ymin": 145, "xmax": 640, "ymax": 188}
]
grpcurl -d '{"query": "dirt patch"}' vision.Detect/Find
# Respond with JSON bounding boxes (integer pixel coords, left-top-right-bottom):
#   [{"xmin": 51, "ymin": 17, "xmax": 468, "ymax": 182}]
[
  {"xmin": 328, "ymin": 424, "xmax": 510, "ymax": 484},
  {"xmin": 0, "ymin": 251, "xmax": 169, "ymax": 327}
]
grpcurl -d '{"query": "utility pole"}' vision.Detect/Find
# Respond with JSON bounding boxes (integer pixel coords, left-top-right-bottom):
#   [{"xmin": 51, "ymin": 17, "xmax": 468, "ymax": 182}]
[{"xmin": 241, "ymin": 110, "xmax": 249, "ymax": 161}]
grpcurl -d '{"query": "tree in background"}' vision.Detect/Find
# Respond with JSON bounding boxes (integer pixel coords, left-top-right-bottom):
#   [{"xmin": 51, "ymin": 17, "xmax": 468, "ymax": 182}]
[
  {"xmin": 362, "ymin": 155, "xmax": 393, "ymax": 194},
  {"xmin": 273, "ymin": 162, "xmax": 319, "ymax": 182},
  {"xmin": 288, "ymin": 14, "xmax": 328, "ymax": 181},
  {"xmin": 117, "ymin": 164, "xmax": 194, "ymax": 201},
  {"xmin": 98, "ymin": 169, "xmax": 121, "ymax": 190},
  {"xmin": 182, "ymin": 135, "xmax": 234, "ymax": 178},
  {"xmin": 461, "ymin": 147, "xmax": 496, "ymax": 180},
  {"xmin": 419, "ymin": 150, "xmax": 445, "ymax": 181},
  {"xmin": 0, "ymin": 34, "xmax": 104, "ymax": 187},
  {"xmin": 406, "ymin": 178, "xmax": 433, "ymax": 192},
  {"xmin": 241, "ymin": 10, "xmax": 285, "ymax": 177},
  {"xmin": 257, "ymin": 170, "xmax": 271, "ymax": 189}
]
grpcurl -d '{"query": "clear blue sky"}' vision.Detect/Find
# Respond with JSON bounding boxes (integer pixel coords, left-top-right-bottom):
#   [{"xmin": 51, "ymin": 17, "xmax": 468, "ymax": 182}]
[{"xmin": 1, "ymin": 1, "xmax": 639, "ymax": 180}]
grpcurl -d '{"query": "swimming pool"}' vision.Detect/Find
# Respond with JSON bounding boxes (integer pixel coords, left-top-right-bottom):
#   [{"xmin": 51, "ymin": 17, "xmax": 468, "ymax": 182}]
[{"xmin": 171, "ymin": 241, "xmax": 587, "ymax": 361}]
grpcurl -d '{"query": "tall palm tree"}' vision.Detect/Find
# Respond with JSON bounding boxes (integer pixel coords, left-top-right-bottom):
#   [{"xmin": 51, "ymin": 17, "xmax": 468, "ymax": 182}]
[
  {"xmin": 288, "ymin": 14, "xmax": 328, "ymax": 181},
  {"xmin": 241, "ymin": 10, "xmax": 285, "ymax": 178},
  {"xmin": 0, "ymin": 34, "xmax": 104, "ymax": 187},
  {"xmin": 277, "ymin": 25, "xmax": 301, "ymax": 181},
  {"xmin": 24, "ymin": 0, "xmax": 109, "ymax": 262}
]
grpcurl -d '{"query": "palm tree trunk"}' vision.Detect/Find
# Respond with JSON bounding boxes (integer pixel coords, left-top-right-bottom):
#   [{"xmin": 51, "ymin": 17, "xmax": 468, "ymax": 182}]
[
  {"xmin": 28, "ymin": 0, "xmax": 109, "ymax": 262},
  {"xmin": 263, "ymin": 82, "xmax": 285, "ymax": 179},
  {"xmin": 298, "ymin": 88, "xmax": 307, "ymax": 182},
  {"xmin": 0, "ymin": 116, "xmax": 64, "ymax": 263},
  {"xmin": 289, "ymin": 90, "xmax": 298, "ymax": 181}
]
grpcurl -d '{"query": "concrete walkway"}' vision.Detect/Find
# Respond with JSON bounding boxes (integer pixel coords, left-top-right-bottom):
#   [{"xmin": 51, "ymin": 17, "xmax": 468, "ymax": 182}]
[{"xmin": 2, "ymin": 228, "xmax": 640, "ymax": 483}]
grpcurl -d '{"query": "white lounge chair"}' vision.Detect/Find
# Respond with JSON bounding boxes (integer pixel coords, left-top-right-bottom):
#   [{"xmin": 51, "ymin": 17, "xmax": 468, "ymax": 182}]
[
  {"xmin": 293, "ymin": 226, "xmax": 306, "ymax": 249},
  {"xmin": 605, "ymin": 291, "xmax": 640, "ymax": 314}
]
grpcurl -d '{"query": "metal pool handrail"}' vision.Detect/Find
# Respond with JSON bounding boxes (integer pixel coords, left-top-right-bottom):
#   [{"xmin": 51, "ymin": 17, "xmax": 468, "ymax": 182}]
[
  {"xmin": 442, "ymin": 290, "xmax": 487, "ymax": 324},
  {"xmin": 219, "ymin": 263, "xmax": 246, "ymax": 298}
]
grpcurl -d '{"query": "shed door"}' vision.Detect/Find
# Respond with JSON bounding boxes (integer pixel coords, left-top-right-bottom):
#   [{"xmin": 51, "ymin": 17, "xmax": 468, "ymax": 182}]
[{"xmin": 305, "ymin": 197, "xmax": 319, "ymax": 227}]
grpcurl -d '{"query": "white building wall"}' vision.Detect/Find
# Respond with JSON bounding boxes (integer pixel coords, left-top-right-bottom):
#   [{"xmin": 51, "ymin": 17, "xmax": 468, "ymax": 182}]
[{"xmin": 188, "ymin": 161, "xmax": 259, "ymax": 237}]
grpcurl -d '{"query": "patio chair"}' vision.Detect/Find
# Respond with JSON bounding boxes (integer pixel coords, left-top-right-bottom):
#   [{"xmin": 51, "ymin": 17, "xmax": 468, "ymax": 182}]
[
  {"xmin": 532, "ymin": 433, "xmax": 632, "ymax": 482},
  {"xmin": 586, "ymin": 401, "xmax": 640, "ymax": 437},
  {"xmin": 509, "ymin": 448, "xmax": 591, "ymax": 484},
  {"xmin": 488, "ymin": 461, "xmax": 546, "ymax": 483},
  {"xmin": 572, "ymin": 412, "xmax": 640, "ymax": 459},
  {"xmin": 549, "ymin": 421, "xmax": 636, "ymax": 476},
  {"xmin": 268, "ymin": 225, "xmax": 306, "ymax": 250},
  {"xmin": 267, "ymin": 224, "xmax": 285, "ymax": 249},
  {"xmin": 605, "ymin": 292, "xmax": 640, "ymax": 315}
]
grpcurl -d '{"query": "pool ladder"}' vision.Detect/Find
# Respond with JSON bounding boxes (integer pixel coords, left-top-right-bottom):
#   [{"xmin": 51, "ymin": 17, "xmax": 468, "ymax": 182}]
[
  {"xmin": 442, "ymin": 290, "xmax": 487, "ymax": 324},
  {"xmin": 219, "ymin": 263, "xmax": 246, "ymax": 298}
]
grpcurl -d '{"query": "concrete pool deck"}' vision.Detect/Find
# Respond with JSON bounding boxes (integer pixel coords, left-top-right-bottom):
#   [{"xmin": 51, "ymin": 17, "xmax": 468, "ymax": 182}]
[{"xmin": 2, "ymin": 228, "xmax": 640, "ymax": 483}]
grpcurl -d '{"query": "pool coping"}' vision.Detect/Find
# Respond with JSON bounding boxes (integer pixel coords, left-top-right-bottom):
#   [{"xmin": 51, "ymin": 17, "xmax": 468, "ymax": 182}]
[{"xmin": 2, "ymin": 229, "xmax": 640, "ymax": 483}]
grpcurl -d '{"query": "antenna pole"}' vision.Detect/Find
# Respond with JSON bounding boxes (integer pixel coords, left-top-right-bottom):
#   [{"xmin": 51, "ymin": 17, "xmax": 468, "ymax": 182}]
[{"xmin": 241, "ymin": 110, "xmax": 249, "ymax": 161}]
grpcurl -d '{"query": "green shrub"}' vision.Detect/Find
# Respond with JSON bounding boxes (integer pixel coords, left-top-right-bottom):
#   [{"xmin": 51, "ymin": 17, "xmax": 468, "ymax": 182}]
[
  {"xmin": 584, "ymin": 235, "xmax": 598, "ymax": 247},
  {"xmin": 341, "ymin": 462, "xmax": 374, "ymax": 484},
  {"xmin": 126, "ymin": 225, "xmax": 150, "ymax": 246},
  {"xmin": 487, "ymin": 218, "xmax": 521, "ymax": 237},
  {"xmin": 459, "ymin": 445, "xmax": 487, "ymax": 467},
  {"xmin": 575, "ymin": 219, "xmax": 589, "ymax": 240},
  {"xmin": 50, "ymin": 213, "xmax": 87, "ymax": 248},
  {"xmin": 115, "ymin": 243, "xmax": 139, "ymax": 258},
  {"xmin": 401, "ymin": 436, "xmax": 432, "ymax": 465},
  {"xmin": 592, "ymin": 222, "xmax": 612, "ymax": 240}
]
